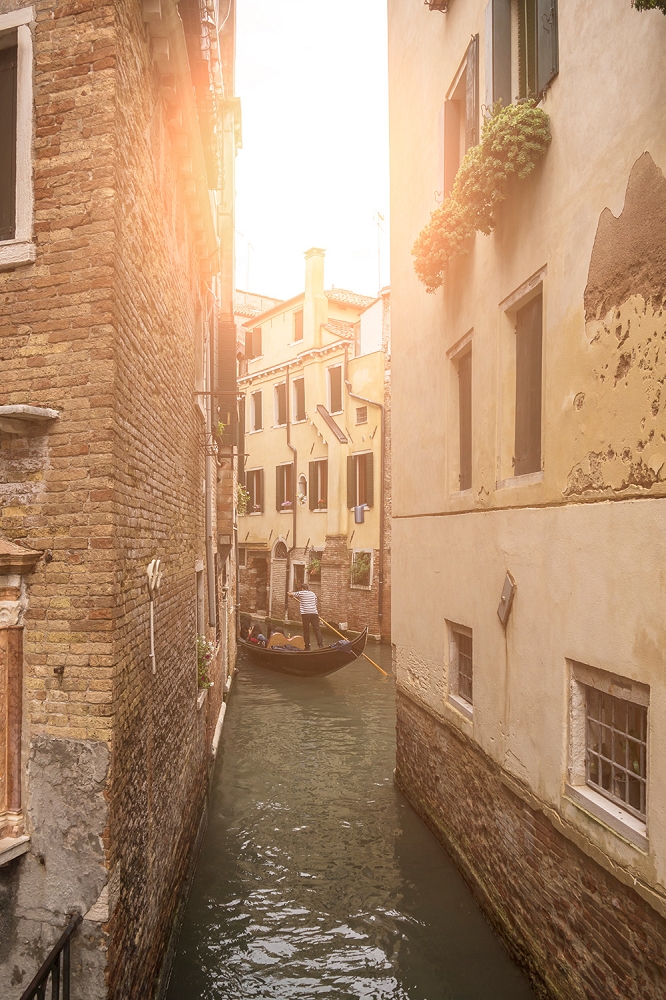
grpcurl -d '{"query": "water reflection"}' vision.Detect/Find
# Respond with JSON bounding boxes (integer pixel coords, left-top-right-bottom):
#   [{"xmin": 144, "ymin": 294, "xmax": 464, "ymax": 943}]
[{"xmin": 167, "ymin": 644, "xmax": 536, "ymax": 1000}]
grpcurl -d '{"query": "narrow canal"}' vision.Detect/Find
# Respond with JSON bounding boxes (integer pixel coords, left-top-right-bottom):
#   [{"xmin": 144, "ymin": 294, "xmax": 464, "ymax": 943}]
[{"xmin": 167, "ymin": 643, "xmax": 537, "ymax": 999}]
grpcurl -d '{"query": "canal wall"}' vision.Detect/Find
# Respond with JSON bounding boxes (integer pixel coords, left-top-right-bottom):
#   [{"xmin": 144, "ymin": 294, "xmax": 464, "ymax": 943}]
[{"xmin": 395, "ymin": 689, "xmax": 666, "ymax": 1000}]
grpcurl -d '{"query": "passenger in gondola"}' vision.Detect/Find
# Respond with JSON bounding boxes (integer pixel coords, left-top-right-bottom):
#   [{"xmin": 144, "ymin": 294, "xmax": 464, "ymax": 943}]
[{"xmin": 287, "ymin": 583, "xmax": 324, "ymax": 650}]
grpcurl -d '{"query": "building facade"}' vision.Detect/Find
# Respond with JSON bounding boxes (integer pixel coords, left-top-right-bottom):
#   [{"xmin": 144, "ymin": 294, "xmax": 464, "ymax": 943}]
[
  {"xmin": 238, "ymin": 249, "xmax": 391, "ymax": 640},
  {"xmin": 0, "ymin": 1, "xmax": 239, "ymax": 997},
  {"xmin": 388, "ymin": 0, "xmax": 666, "ymax": 997}
]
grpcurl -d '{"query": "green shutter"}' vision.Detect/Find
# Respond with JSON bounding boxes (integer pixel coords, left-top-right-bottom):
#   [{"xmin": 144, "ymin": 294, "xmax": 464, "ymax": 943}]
[
  {"xmin": 347, "ymin": 455, "xmax": 355, "ymax": 509},
  {"xmin": 536, "ymin": 0, "xmax": 558, "ymax": 97},
  {"xmin": 364, "ymin": 453, "xmax": 374, "ymax": 508},
  {"xmin": 309, "ymin": 462, "xmax": 316, "ymax": 509}
]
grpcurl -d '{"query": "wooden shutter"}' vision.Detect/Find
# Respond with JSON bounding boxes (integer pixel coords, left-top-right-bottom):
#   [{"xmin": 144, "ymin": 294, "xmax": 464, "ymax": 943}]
[
  {"xmin": 276, "ymin": 466, "xmax": 283, "ymax": 510},
  {"xmin": 286, "ymin": 463, "xmax": 293, "ymax": 504},
  {"xmin": 443, "ymin": 100, "xmax": 461, "ymax": 197},
  {"xmin": 276, "ymin": 384, "xmax": 286, "ymax": 425},
  {"xmin": 491, "ymin": 0, "xmax": 512, "ymax": 109},
  {"xmin": 321, "ymin": 460, "xmax": 328, "ymax": 507},
  {"xmin": 294, "ymin": 378, "xmax": 305, "ymax": 421},
  {"xmin": 309, "ymin": 461, "xmax": 317, "ymax": 509},
  {"xmin": 458, "ymin": 352, "xmax": 472, "ymax": 491},
  {"xmin": 0, "ymin": 44, "xmax": 17, "ymax": 242},
  {"xmin": 329, "ymin": 368, "xmax": 342, "ymax": 413},
  {"xmin": 258, "ymin": 469, "xmax": 264, "ymax": 512},
  {"xmin": 514, "ymin": 295, "xmax": 543, "ymax": 476},
  {"xmin": 347, "ymin": 455, "xmax": 356, "ymax": 509},
  {"xmin": 364, "ymin": 453, "xmax": 374, "ymax": 508},
  {"xmin": 518, "ymin": 0, "xmax": 537, "ymax": 98},
  {"xmin": 465, "ymin": 34, "xmax": 479, "ymax": 151},
  {"xmin": 536, "ymin": 0, "xmax": 558, "ymax": 97}
]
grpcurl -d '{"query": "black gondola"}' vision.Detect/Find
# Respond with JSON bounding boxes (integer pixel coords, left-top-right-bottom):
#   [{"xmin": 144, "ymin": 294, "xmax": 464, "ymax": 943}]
[{"xmin": 238, "ymin": 627, "xmax": 369, "ymax": 677}]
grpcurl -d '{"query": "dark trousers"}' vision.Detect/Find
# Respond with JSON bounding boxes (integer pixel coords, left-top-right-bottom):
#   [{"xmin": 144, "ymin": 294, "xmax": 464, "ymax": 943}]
[{"xmin": 301, "ymin": 613, "xmax": 323, "ymax": 649}]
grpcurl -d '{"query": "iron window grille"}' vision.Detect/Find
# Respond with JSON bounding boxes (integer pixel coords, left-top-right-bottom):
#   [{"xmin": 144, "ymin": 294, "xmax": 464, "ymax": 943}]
[
  {"xmin": 453, "ymin": 629, "xmax": 473, "ymax": 704},
  {"xmin": 585, "ymin": 687, "xmax": 647, "ymax": 820}
]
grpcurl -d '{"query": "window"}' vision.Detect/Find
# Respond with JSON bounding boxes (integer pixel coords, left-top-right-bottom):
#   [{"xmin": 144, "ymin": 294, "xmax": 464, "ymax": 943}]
[
  {"xmin": 441, "ymin": 35, "xmax": 478, "ymax": 197},
  {"xmin": 297, "ymin": 473, "xmax": 307, "ymax": 503},
  {"xmin": 274, "ymin": 383, "xmax": 287, "ymax": 425},
  {"xmin": 567, "ymin": 661, "xmax": 649, "ymax": 849},
  {"xmin": 308, "ymin": 548, "xmax": 323, "ymax": 582},
  {"xmin": 245, "ymin": 469, "xmax": 264, "ymax": 513},
  {"xmin": 347, "ymin": 453, "xmax": 374, "ymax": 509},
  {"xmin": 448, "ymin": 623, "xmax": 473, "ymax": 719},
  {"xmin": 250, "ymin": 390, "xmax": 263, "ymax": 432},
  {"xmin": 294, "ymin": 309, "xmax": 303, "ymax": 342},
  {"xmin": 246, "ymin": 327, "xmax": 262, "ymax": 360},
  {"xmin": 0, "ymin": 9, "xmax": 34, "ymax": 270},
  {"xmin": 291, "ymin": 562, "xmax": 306, "ymax": 590},
  {"xmin": 328, "ymin": 366, "xmax": 343, "ymax": 413},
  {"xmin": 309, "ymin": 459, "xmax": 328, "ymax": 509},
  {"xmin": 458, "ymin": 350, "xmax": 472, "ymax": 491},
  {"xmin": 196, "ymin": 568, "xmax": 205, "ymax": 637},
  {"xmin": 351, "ymin": 550, "xmax": 373, "ymax": 589},
  {"xmin": 293, "ymin": 377, "xmax": 305, "ymax": 421},
  {"xmin": 273, "ymin": 540, "xmax": 288, "ymax": 560},
  {"xmin": 355, "ymin": 406, "xmax": 368, "ymax": 425},
  {"xmin": 238, "ymin": 547, "xmax": 247, "ymax": 569},
  {"xmin": 276, "ymin": 462, "xmax": 294, "ymax": 511},
  {"xmin": 518, "ymin": 0, "xmax": 559, "ymax": 100},
  {"xmin": 514, "ymin": 293, "xmax": 542, "ymax": 477},
  {"xmin": 585, "ymin": 688, "xmax": 647, "ymax": 821}
]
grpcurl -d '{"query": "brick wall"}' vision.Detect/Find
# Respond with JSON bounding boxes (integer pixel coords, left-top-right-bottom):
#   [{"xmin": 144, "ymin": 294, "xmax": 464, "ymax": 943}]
[{"xmin": 395, "ymin": 689, "xmax": 666, "ymax": 1000}]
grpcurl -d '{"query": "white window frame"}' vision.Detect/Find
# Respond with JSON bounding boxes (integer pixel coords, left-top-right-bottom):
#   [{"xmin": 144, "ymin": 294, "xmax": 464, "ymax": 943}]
[
  {"xmin": 246, "ymin": 468, "xmax": 263, "ymax": 515},
  {"xmin": 350, "ymin": 548, "xmax": 373, "ymax": 591},
  {"xmin": 312, "ymin": 458, "xmax": 327, "ymax": 511},
  {"xmin": 290, "ymin": 560, "xmax": 306, "ymax": 591},
  {"xmin": 250, "ymin": 389, "xmax": 263, "ymax": 432},
  {"xmin": 0, "ymin": 6, "xmax": 35, "ymax": 272},
  {"xmin": 328, "ymin": 365, "xmax": 343, "ymax": 414},
  {"xmin": 238, "ymin": 547, "xmax": 247, "ymax": 569},
  {"xmin": 446, "ymin": 621, "xmax": 473, "ymax": 721},
  {"xmin": 565, "ymin": 660, "xmax": 649, "ymax": 852}
]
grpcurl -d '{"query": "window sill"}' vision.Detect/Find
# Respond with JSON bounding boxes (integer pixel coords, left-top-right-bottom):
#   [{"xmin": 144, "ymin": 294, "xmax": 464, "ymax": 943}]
[
  {"xmin": 248, "ymin": 428, "xmax": 263, "ymax": 434},
  {"xmin": 495, "ymin": 470, "xmax": 544, "ymax": 491},
  {"xmin": 249, "ymin": 511, "xmax": 263, "ymax": 516},
  {"xmin": 312, "ymin": 508, "xmax": 328, "ymax": 513},
  {"xmin": 564, "ymin": 783, "xmax": 648, "ymax": 853},
  {"xmin": 447, "ymin": 694, "xmax": 473, "ymax": 722},
  {"xmin": 0, "ymin": 834, "xmax": 30, "ymax": 866},
  {"xmin": 0, "ymin": 240, "xmax": 36, "ymax": 272},
  {"xmin": 350, "ymin": 582, "xmax": 372, "ymax": 591},
  {"xmin": 449, "ymin": 488, "xmax": 473, "ymax": 500},
  {"xmin": 292, "ymin": 418, "xmax": 307, "ymax": 424}
]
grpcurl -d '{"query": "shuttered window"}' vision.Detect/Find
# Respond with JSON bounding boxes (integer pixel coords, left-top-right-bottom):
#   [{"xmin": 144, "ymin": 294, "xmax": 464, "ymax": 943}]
[
  {"xmin": 246, "ymin": 327, "xmax": 262, "ymax": 360},
  {"xmin": 0, "ymin": 42, "xmax": 17, "ymax": 242},
  {"xmin": 514, "ymin": 294, "xmax": 543, "ymax": 477},
  {"xmin": 328, "ymin": 366, "xmax": 343, "ymax": 413},
  {"xmin": 246, "ymin": 469, "xmax": 264, "ymax": 513},
  {"xmin": 294, "ymin": 309, "xmax": 303, "ymax": 342},
  {"xmin": 518, "ymin": 0, "xmax": 558, "ymax": 99},
  {"xmin": 347, "ymin": 453, "xmax": 374, "ymax": 509},
  {"xmin": 458, "ymin": 351, "xmax": 472, "ymax": 491},
  {"xmin": 442, "ymin": 35, "xmax": 479, "ymax": 197},
  {"xmin": 251, "ymin": 390, "xmax": 262, "ymax": 431},
  {"xmin": 293, "ymin": 377, "xmax": 305, "ymax": 421},
  {"xmin": 274, "ymin": 383, "xmax": 286, "ymax": 425},
  {"xmin": 487, "ymin": 0, "xmax": 512, "ymax": 109},
  {"xmin": 276, "ymin": 463, "xmax": 294, "ymax": 510},
  {"xmin": 309, "ymin": 460, "xmax": 328, "ymax": 509}
]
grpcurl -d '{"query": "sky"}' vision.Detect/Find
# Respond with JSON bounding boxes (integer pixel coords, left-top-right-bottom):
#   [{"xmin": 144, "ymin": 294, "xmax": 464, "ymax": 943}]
[{"xmin": 233, "ymin": 0, "xmax": 390, "ymax": 301}]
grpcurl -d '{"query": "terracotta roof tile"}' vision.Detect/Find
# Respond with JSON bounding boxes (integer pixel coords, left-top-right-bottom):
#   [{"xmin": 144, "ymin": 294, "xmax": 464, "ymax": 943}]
[
  {"xmin": 323, "ymin": 319, "xmax": 355, "ymax": 340},
  {"xmin": 324, "ymin": 288, "xmax": 376, "ymax": 308}
]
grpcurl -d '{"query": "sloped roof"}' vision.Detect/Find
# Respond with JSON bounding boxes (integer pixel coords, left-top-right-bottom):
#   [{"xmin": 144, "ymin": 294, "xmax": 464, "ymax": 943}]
[
  {"xmin": 325, "ymin": 288, "xmax": 376, "ymax": 309},
  {"xmin": 234, "ymin": 302, "xmax": 264, "ymax": 319},
  {"xmin": 323, "ymin": 319, "xmax": 355, "ymax": 340}
]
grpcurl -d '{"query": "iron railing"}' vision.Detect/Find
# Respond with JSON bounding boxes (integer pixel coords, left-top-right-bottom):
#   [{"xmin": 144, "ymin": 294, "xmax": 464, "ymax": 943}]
[{"xmin": 19, "ymin": 912, "xmax": 81, "ymax": 1000}]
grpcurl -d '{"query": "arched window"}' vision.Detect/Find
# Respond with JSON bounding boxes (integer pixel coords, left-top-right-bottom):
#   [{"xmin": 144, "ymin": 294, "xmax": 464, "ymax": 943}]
[{"xmin": 273, "ymin": 541, "xmax": 288, "ymax": 560}]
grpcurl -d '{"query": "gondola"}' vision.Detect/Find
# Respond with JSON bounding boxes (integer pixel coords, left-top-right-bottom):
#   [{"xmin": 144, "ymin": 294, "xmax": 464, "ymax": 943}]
[{"xmin": 238, "ymin": 626, "xmax": 369, "ymax": 677}]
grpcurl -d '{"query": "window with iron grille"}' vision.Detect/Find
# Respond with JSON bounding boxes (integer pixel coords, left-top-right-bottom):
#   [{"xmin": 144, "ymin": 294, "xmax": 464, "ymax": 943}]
[
  {"xmin": 355, "ymin": 405, "xmax": 368, "ymax": 425},
  {"xmin": 585, "ymin": 687, "xmax": 647, "ymax": 820},
  {"xmin": 447, "ymin": 622, "xmax": 473, "ymax": 716}
]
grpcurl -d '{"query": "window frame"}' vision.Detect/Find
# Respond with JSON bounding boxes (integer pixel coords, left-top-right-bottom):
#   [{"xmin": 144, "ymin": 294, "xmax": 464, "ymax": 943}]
[
  {"xmin": 250, "ymin": 389, "xmax": 263, "ymax": 432},
  {"xmin": 274, "ymin": 382, "xmax": 287, "ymax": 426},
  {"xmin": 245, "ymin": 468, "xmax": 264, "ymax": 514},
  {"xmin": 355, "ymin": 405, "xmax": 368, "ymax": 425},
  {"xmin": 0, "ymin": 6, "xmax": 35, "ymax": 272},
  {"xmin": 347, "ymin": 452, "xmax": 374, "ymax": 509},
  {"xmin": 309, "ymin": 459, "xmax": 328, "ymax": 510},
  {"xmin": 292, "ymin": 376, "xmax": 306, "ymax": 422},
  {"xmin": 275, "ymin": 462, "xmax": 294, "ymax": 512},
  {"xmin": 447, "ymin": 621, "xmax": 474, "ymax": 721},
  {"xmin": 328, "ymin": 365, "xmax": 343, "ymax": 414},
  {"xmin": 350, "ymin": 548, "xmax": 373, "ymax": 591}
]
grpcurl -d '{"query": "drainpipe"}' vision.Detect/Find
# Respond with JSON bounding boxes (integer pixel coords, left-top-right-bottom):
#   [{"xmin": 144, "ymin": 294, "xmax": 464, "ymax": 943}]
[
  {"xmin": 206, "ymin": 294, "xmax": 217, "ymax": 632},
  {"xmin": 284, "ymin": 364, "xmax": 297, "ymax": 621},
  {"xmin": 344, "ymin": 344, "xmax": 385, "ymax": 639}
]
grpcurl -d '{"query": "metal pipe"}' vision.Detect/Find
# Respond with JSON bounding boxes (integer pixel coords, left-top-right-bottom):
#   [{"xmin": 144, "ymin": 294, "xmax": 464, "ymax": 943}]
[{"xmin": 343, "ymin": 344, "xmax": 385, "ymax": 639}]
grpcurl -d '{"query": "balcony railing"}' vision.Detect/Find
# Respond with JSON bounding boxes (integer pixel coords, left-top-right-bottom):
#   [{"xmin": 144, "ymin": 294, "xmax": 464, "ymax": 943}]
[{"xmin": 19, "ymin": 912, "xmax": 81, "ymax": 1000}]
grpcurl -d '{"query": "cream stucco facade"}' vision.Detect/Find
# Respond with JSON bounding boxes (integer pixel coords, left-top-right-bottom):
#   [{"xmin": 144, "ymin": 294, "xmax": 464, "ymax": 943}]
[
  {"xmin": 389, "ymin": 0, "xmax": 666, "ymax": 995},
  {"xmin": 238, "ymin": 249, "xmax": 391, "ymax": 638}
]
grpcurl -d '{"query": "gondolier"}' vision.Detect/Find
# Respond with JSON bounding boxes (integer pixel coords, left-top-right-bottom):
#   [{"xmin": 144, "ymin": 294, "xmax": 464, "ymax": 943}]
[{"xmin": 288, "ymin": 583, "xmax": 324, "ymax": 650}]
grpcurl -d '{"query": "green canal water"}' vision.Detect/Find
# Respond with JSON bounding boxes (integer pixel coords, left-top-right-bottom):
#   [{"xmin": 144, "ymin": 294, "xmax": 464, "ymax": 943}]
[{"xmin": 166, "ymin": 641, "xmax": 537, "ymax": 999}]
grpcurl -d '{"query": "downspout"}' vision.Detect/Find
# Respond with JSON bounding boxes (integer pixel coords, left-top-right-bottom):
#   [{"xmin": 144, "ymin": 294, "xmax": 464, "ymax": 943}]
[
  {"xmin": 206, "ymin": 294, "xmax": 217, "ymax": 632},
  {"xmin": 284, "ymin": 364, "xmax": 297, "ymax": 620},
  {"xmin": 344, "ymin": 344, "xmax": 385, "ymax": 639}
]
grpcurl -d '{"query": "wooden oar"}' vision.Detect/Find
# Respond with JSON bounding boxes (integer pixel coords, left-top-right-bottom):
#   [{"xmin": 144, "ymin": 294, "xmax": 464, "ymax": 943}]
[{"xmin": 319, "ymin": 617, "xmax": 388, "ymax": 677}]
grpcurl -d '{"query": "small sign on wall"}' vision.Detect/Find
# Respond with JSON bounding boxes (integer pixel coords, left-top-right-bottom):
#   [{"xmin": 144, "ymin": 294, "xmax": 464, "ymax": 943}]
[{"xmin": 497, "ymin": 571, "xmax": 516, "ymax": 627}]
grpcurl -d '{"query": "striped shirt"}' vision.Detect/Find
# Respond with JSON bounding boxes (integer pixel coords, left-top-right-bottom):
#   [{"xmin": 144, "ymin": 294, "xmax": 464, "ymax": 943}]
[{"xmin": 293, "ymin": 590, "xmax": 318, "ymax": 614}]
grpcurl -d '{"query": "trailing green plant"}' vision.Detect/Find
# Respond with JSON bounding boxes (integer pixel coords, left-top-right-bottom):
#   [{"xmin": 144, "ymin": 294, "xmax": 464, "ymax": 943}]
[
  {"xmin": 412, "ymin": 101, "xmax": 551, "ymax": 292},
  {"xmin": 632, "ymin": 0, "xmax": 666, "ymax": 12},
  {"xmin": 308, "ymin": 554, "xmax": 322, "ymax": 581},
  {"xmin": 351, "ymin": 552, "xmax": 371, "ymax": 586},
  {"xmin": 237, "ymin": 482, "xmax": 250, "ymax": 516},
  {"xmin": 197, "ymin": 634, "xmax": 215, "ymax": 688}
]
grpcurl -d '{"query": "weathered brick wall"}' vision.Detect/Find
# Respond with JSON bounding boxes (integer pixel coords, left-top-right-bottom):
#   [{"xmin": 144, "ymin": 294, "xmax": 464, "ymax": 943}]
[
  {"xmin": 395, "ymin": 690, "xmax": 666, "ymax": 1000},
  {"xmin": 320, "ymin": 535, "xmax": 381, "ymax": 634}
]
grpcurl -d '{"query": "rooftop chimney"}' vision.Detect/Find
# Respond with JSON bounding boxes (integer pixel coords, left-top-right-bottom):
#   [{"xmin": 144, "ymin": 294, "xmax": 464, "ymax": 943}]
[{"xmin": 303, "ymin": 248, "xmax": 327, "ymax": 348}]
